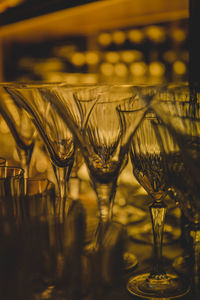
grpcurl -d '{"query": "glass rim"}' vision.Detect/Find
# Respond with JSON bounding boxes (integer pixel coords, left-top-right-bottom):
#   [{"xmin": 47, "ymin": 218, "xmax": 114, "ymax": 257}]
[
  {"xmin": 0, "ymin": 82, "xmax": 155, "ymax": 91},
  {"xmin": 0, "ymin": 157, "xmax": 6, "ymax": 164},
  {"xmin": 24, "ymin": 178, "xmax": 55, "ymax": 197},
  {"xmin": 2, "ymin": 82, "xmax": 112, "ymax": 89},
  {"xmin": 0, "ymin": 81, "xmax": 65, "ymax": 87},
  {"xmin": 116, "ymin": 98, "xmax": 149, "ymax": 113},
  {"xmin": 0, "ymin": 165, "xmax": 24, "ymax": 179}
]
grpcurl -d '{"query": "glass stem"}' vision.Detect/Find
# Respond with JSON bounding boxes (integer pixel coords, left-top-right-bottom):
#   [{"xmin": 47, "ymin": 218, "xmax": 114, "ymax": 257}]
[
  {"xmin": 149, "ymin": 199, "xmax": 167, "ymax": 277},
  {"xmin": 68, "ymin": 176, "xmax": 81, "ymax": 201},
  {"xmin": 52, "ymin": 164, "xmax": 72, "ymax": 218},
  {"xmin": 93, "ymin": 181, "xmax": 116, "ymax": 224},
  {"xmin": 17, "ymin": 147, "xmax": 33, "ymax": 179}
]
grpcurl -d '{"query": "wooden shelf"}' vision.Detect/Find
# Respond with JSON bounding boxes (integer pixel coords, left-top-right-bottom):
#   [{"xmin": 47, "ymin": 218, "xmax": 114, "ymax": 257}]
[{"xmin": 0, "ymin": 0, "xmax": 189, "ymax": 43}]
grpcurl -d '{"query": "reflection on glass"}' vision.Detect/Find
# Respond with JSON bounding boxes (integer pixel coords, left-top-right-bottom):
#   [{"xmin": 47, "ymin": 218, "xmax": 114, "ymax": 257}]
[
  {"xmin": 1, "ymin": 84, "xmax": 36, "ymax": 178},
  {"xmin": 4, "ymin": 82, "xmax": 75, "ymax": 217},
  {"xmin": 150, "ymin": 85, "xmax": 200, "ymax": 296},
  {"xmin": 49, "ymin": 85, "xmax": 147, "ymax": 273},
  {"xmin": 126, "ymin": 86, "xmax": 190, "ymax": 299}
]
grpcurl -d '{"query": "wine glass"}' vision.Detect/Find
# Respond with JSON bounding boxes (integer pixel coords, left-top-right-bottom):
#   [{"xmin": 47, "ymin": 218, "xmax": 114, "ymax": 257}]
[
  {"xmin": 126, "ymin": 86, "xmax": 190, "ymax": 299},
  {"xmin": 48, "ymin": 84, "xmax": 148, "ymax": 270},
  {"xmin": 0, "ymin": 83, "xmax": 36, "ymax": 178},
  {"xmin": 150, "ymin": 85, "xmax": 200, "ymax": 296},
  {"xmin": 127, "ymin": 84, "xmax": 184, "ymax": 246}
]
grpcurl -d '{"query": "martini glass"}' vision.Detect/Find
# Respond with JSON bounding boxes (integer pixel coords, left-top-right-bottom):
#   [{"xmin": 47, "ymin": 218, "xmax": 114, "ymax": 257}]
[
  {"xmin": 0, "ymin": 84, "xmax": 36, "ymax": 178},
  {"xmin": 48, "ymin": 85, "xmax": 148, "ymax": 270},
  {"xmin": 4, "ymin": 83, "xmax": 76, "ymax": 217},
  {"xmin": 44, "ymin": 84, "xmax": 106, "ymax": 204},
  {"xmin": 38, "ymin": 83, "xmax": 111, "ymax": 235},
  {"xmin": 6, "ymin": 84, "xmax": 106, "ymax": 217}
]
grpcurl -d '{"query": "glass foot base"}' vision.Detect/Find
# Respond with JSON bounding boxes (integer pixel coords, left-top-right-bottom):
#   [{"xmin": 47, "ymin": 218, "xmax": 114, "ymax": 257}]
[
  {"xmin": 123, "ymin": 252, "xmax": 138, "ymax": 271},
  {"xmin": 84, "ymin": 248, "xmax": 138, "ymax": 272},
  {"xmin": 127, "ymin": 272, "xmax": 190, "ymax": 299}
]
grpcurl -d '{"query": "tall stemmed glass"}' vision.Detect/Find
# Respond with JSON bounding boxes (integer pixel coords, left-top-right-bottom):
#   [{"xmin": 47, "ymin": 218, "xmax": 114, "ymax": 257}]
[
  {"xmin": 0, "ymin": 84, "xmax": 36, "ymax": 178},
  {"xmin": 44, "ymin": 84, "xmax": 106, "ymax": 203},
  {"xmin": 48, "ymin": 85, "xmax": 148, "ymax": 245},
  {"xmin": 6, "ymin": 84, "xmax": 103, "ymax": 218},
  {"xmin": 5, "ymin": 83, "xmax": 75, "ymax": 217},
  {"xmin": 126, "ymin": 87, "xmax": 190, "ymax": 299},
  {"xmin": 150, "ymin": 86, "xmax": 200, "ymax": 296}
]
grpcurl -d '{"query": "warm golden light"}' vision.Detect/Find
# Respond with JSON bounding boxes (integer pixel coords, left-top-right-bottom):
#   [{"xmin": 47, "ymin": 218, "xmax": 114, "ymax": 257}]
[
  {"xmin": 128, "ymin": 29, "xmax": 145, "ymax": 44},
  {"xmin": 149, "ymin": 61, "xmax": 165, "ymax": 76},
  {"xmin": 130, "ymin": 62, "xmax": 147, "ymax": 77},
  {"xmin": 105, "ymin": 52, "xmax": 120, "ymax": 63},
  {"xmin": 114, "ymin": 63, "xmax": 128, "ymax": 77},
  {"xmin": 70, "ymin": 52, "xmax": 85, "ymax": 66},
  {"xmin": 98, "ymin": 32, "xmax": 112, "ymax": 47},
  {"xmin": 100, "ymin": 62, "xmax": 114, "ymax": 76},
  {"xmin": 173, "ymin": 60, "xmax": 186, "ymax": 75},
  {"xmin": 85, "ymin": 51, "xmax": 100, "ymax": 65}
]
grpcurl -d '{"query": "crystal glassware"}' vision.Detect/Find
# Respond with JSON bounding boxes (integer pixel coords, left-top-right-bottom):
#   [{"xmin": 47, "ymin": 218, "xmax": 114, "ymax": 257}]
[
  {"xmin": 68, "ymin": 146, "xmax": 84, "ymax": 201},
  {"xmin": 52, "ymin": 85, "xmax": 146, "ymax": 221},
  {"xmin": 21, "ymin": 178, "xmax": 86, "ymax": 299},
  {"xmin": 4, "ymin": 82, "xmax": 78, "ymax": 217},
  {"xmin": 48, "ymin": 84, "xmax": 148, "ymax": 273},
  {"xmin": 19, "ymin": 178, "xmax": 56, "ymax": 299},
  {"xmin": 150, "ymin": 85, "xmax": 200, "ymax": 296},
  {"xmin": 38, "ymin": 83, "xmax": 109, "ymax": 210},
  {"xmin": 0, "ymin": 165, "xmax": 24, "ymax": 299},
  {"xmin": 126, "ymin": 86, "xmax": 190, "ymax": 299},
  {"xmin": 0, "ymin": 83, "xmax": 36, "ymax": 178},
  {"xmin": 0, "ymin": 165, "xmax": 24, "ymax": 217}
]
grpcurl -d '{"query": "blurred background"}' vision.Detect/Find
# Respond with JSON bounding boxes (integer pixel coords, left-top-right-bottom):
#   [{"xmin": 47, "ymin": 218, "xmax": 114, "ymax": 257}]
[
  {"xmin": 0, "ymin": 3, "xmax": 192, "ymax": 299},
  {"xmin": 0, "ymin": 0, "xmax": 189, "ymax": 178}
]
